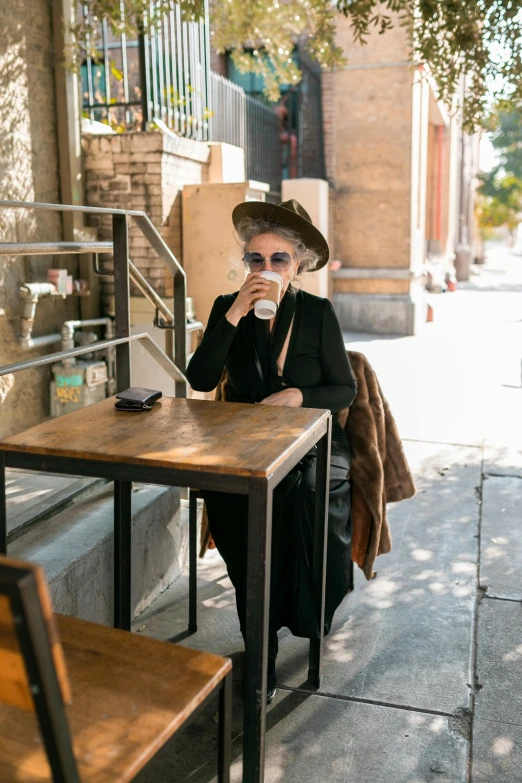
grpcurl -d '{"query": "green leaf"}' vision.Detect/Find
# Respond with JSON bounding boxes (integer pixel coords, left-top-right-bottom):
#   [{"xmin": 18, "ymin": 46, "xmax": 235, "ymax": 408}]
[{"xmin": 110, "ymin": 61, "xmax": 124, "ymax": 81}]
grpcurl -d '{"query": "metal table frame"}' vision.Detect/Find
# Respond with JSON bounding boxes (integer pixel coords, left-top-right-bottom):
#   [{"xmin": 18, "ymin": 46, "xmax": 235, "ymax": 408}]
[{"xmin": 0, "ymin": 413, "xmax": 331, "ymax": 783}]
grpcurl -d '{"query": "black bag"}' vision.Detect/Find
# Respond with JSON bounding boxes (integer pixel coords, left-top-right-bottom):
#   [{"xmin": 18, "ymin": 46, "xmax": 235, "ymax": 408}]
[{"xmin": 115, "ymin": 387, "xmax": 162, "ymax": 411}]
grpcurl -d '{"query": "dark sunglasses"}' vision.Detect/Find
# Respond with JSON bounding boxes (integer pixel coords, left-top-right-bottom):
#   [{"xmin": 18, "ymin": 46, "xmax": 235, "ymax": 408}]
[{"xmin": 243, "ymin": 251, "xmax": 293, "ymax": 273}]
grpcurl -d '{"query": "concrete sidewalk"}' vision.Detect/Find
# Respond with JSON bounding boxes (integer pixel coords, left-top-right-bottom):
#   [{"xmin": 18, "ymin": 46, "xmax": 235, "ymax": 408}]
[{"xmin": 134, "ymin": 243, "xmax": 522, "ymax": 783}]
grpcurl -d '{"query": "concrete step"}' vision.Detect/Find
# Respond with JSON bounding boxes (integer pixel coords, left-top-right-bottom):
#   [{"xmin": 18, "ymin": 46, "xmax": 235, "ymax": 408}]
[
  {"xmin": 10, "ymin": 479, "xmax": 188, "ymax": 625},
  {"xmin": 6, "ymin": 469, "xmax": 105, "ymax": 543}
]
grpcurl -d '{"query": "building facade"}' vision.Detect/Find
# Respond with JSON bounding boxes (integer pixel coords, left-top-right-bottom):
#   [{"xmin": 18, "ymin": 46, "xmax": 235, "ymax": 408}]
[
  {"xmin": 0, "ymin": 0, "xmax": 80, "ymax": 436},
  {"xmin": 0, "ymin": 1, "xmax": 481, "ymax": 438},
  {"xmin": 324, "ymin": 17, "xmax": 479, "ymax": 334},
  {"xmin": 211, "ymin": 17, "xmax": 480, "ymax": 335}
]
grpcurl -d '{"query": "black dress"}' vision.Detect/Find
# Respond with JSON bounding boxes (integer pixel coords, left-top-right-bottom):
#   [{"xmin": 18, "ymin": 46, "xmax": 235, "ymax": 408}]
[{"xmin": 186, "ymin": 287, "xmax": 357, "ymax": 639}]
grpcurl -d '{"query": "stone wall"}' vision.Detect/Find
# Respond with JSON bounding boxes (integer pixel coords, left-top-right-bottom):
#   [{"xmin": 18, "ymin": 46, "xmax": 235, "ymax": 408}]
[
  {"xmin": 82, "ymin": 131, "xmax": 210, "ymax": 311},
  {"xmin": 0, "ymin": 0, "xmax": 79, "ymax": 437}
]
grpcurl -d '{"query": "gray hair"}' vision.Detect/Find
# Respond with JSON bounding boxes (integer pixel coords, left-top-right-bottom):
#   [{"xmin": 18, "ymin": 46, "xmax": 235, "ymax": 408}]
[{"xmin": 236, "ymin": 217, "xmax": 320, "ymax": 274}]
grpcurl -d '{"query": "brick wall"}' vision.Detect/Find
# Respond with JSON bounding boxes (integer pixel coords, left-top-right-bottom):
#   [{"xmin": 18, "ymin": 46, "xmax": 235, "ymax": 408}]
[
  {"xmin": 82, "ymin": 131, "xmax": 210, "ymax": 311},
  {"xmin": 0, "ymin": 0, "xmax": 79, "ymax": 437},
  {"xmin": 210, "ymin": 49, "xmax": 227, "ymax": 77},
  {"xmin": 330, "ymin": 17, "xmax": 414, "ymax": 270}
]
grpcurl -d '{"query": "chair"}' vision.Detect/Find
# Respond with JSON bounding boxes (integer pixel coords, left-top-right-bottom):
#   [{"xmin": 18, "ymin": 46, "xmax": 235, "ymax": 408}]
[{"xmin": 0, "ymin": 555, "xmax": 232, "ymax": 782}]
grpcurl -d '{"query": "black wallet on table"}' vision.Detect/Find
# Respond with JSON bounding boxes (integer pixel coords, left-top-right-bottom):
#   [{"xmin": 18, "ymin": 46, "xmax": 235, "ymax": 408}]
[{"xmin": 115, "ymin": 387, "xmax": 162, "ymax": 411}]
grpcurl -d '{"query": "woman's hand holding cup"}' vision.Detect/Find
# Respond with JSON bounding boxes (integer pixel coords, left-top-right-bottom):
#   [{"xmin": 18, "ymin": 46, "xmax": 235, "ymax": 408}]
[{"xmin": 226, "ymin": 273, "xmax": 271, "ymax": 326}]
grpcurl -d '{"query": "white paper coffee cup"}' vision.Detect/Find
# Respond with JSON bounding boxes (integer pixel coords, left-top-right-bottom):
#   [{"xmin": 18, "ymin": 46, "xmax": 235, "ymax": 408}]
[{"xmin": 254, "ymin": 271, "xmax": 283, "ymax": 320}]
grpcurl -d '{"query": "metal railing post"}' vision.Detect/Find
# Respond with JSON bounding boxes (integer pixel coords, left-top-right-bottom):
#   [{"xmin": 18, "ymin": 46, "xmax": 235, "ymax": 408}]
[
  {"xmin": 165, "ymin": 327, "xmax": 174, "ymax": 381},
  {"xmin": 138, "ymin": 18, "xmax": 150, "ymax": 131},
  {"xmin": 174, "ymin": 272, "xmax": 187, "ymax": 398},
  {"xmin": 113, "ymin": 214, "xmax": 131, "ymax": 392}
]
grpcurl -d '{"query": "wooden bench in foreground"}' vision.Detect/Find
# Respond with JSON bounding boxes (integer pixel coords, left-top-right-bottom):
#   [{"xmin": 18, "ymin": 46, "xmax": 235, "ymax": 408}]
[{"xmin": 0, "ymin": 555, "xmax": 232, "ymax": 782}]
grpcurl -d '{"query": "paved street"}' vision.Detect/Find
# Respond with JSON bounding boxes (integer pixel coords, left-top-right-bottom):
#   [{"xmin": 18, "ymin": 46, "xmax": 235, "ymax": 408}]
[{"xmin": 135, "ymin": 242, "xmax": 522, "ymax": 783}]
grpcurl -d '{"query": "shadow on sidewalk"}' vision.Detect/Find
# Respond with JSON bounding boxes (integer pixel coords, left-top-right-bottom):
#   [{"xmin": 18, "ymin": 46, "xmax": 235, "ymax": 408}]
[{"xmin": 135, "ymin": 441, "xmax": 481, "ymax": 782}]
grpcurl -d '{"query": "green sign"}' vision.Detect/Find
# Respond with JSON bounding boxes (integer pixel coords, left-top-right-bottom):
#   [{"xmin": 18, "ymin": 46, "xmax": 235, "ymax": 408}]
[{"xmin": 55, "ymin": 375, "xmax": 83, "ymax": 387}]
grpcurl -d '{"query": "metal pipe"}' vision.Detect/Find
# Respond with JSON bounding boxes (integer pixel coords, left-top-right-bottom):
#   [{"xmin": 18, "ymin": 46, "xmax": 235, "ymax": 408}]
[
  {"xmin": 19, "ymin": 283, "xmax": 60, "ymax": 350},
  {"xmin": 20, "ymin": 299, "xmax": 39, "ymax": 340},
  {"xmin": 61, "ymin": 323, "xmax": 75, "ymax": 354},
  {"xmin": 63, "ymin": 318, "xmax": 113, "ymax": 329},
  {"xmin": 60, "ymin": 317, "xmax": 114, "ymax": 367},
  {"xmin": 20, "ymin": 283, "xmax": 56, "ymax": 298},
  {"xmin": 23, "ymin": 334, "xmax": 62, "ymax": 350}
]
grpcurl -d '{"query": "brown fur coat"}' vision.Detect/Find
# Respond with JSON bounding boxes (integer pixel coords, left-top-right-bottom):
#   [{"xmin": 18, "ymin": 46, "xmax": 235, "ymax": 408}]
[
  {"xmin": 341, "ymin": 351, "xmax": 416, "ymax": 579},
  {"xmin": 198, "ymin": 351, "xmax": 415, "ymax": 581}
]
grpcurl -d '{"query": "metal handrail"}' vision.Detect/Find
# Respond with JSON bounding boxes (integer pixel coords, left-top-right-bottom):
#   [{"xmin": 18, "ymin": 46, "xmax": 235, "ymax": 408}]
[
  {"xmin": 0, "ymin": 241, "xmax": 113, "ymax": 256},
  {"xmin": 129, "ymin": 261, "xmax": 174, "ymax": 325},
  {"xmin": 0, "ymin": 333, "xmax": 187, "ymax": 383},
  {"xmin": 94, "ymin": 254, "xmax": 175, "ymax": 326},
  {"xmin": 0, "ymin": 199, "xmax": 144, "ymax": 217},
  {"xmin": 0, "ymin": 200, "xmax": 187, "ymax": 396},
  {"xmin": 93, "ymin": 241, "xmax": 194, "ymax": 379},
  {"xmin": 0, "ymin": 200, "xmax": 185, "ymax": 277}
]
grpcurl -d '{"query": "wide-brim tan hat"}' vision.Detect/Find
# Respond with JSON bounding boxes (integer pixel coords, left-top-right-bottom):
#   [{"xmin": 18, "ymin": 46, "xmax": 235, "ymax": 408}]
[{"xmin": 232, "ymin": 198, "xmax": 329, "ymax": 269}]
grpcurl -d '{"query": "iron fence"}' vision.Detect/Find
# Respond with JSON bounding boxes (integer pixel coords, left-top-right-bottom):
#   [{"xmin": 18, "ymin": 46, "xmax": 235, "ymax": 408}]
[
  {"xmin": 209, "ymin": 72, "xmax": 246, "ymax": 150},
  {"xmin": 245, "ymin": 96, "xmax": 281, "ymax": 195},
  {"xmin": 81, "ymin": 3, "xmax": 321, "ymax": 194},
  {"xmin": 209, "ymin": 73, "xmax": 281, "ymax": 195},
  {"xmin": 296, "ymin": 45, "xmax": 326, "ymax": 180},
  {"xmin": 81, "ymin": 1, "xmax": 211, "ymax": 140},
  {"xmin": 210, "ymin": 44, "xmax": 325, "ymax": 193}
]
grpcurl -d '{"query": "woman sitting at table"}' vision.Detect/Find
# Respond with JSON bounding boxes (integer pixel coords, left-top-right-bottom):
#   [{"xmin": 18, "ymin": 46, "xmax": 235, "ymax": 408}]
[{"xmin": 186, "ymin": 199, "xmax": 357, "ymax": 703}]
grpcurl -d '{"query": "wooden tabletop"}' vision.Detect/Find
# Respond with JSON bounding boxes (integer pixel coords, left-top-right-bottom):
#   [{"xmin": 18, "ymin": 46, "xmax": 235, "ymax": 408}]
[{"xmin": 0, "ymin": 397, "xmax": 329, "ymax": 479}]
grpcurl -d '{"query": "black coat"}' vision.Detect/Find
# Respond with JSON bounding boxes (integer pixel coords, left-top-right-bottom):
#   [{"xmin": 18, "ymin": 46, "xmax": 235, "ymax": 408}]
[
  {"xmin": 186, "ymin": 287, "xmax": 357, "ymax": 413},
  {"xmin": 186, "ymin": 287, "xmax": 358, "ymax": 638}
]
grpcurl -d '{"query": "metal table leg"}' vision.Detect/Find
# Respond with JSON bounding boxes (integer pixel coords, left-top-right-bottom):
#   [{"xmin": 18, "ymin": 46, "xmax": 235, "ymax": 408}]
[
  {"xmin": 0, "ymin": 451, "xmax": 6, "ymax": 555},
  {"xmin": 114, "ymin": 479, "xmax": 132, "ymax": 630},
  {"xmin": 347, "ymin": 554, "xmax": 354, "ymax": 593},
  {"xmin": 243, "ymin": 478, "xmax": 273, "ymax": 783},
  {"xmin": 218, "ymin": 672, "xmax": 232, "ymax": 783},
  {"xmin": 308, "ymin": 417, "xmax": 332, "ymax": 688},
  {"xmin": 189, "ymin": 489, "xmax": 198, "ymax": 633}
]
